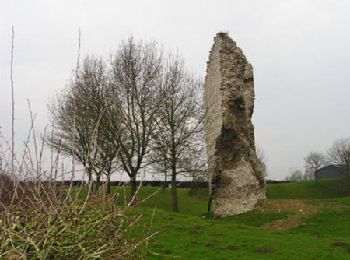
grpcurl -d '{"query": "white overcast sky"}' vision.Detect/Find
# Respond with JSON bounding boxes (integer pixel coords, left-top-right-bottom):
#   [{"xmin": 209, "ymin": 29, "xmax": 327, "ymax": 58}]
[{"xmin": 1, "ymin": 0, "xmax": 350, "ymax": 180}]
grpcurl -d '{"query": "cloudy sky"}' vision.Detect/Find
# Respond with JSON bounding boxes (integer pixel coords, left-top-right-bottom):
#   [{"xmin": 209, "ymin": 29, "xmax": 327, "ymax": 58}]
[{"xmin": 1, "ymin": 0, "xmax": 350, "ymax": 180}]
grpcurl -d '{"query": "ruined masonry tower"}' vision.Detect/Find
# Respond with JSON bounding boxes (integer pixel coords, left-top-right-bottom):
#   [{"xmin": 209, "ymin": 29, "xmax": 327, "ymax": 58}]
[{"xmin": 204, "ymin": 33, "xmax": 265, "ymax": 216}]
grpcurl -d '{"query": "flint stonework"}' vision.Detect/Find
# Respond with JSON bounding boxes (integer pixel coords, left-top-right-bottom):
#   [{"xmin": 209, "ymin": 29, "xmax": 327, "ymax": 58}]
[{"xmin": 204, "ymin": 33, "xmax": 266, "ymax": 216}]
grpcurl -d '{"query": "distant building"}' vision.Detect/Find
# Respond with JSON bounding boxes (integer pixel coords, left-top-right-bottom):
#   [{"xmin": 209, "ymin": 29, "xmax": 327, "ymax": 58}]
[{"xmin": 315, "ymin": 165, "xmax": 348, "ymax": 180}]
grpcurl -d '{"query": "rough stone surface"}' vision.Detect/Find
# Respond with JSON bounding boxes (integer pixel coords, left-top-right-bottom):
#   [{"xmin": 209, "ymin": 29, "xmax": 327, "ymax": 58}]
[{"xmin": 204, "ymin": 33, "xmax": 266, "ymax": 216}]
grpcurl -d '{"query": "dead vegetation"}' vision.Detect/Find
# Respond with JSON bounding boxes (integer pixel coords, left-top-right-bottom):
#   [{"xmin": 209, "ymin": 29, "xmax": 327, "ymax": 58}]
[{"xmin": 0, "ymin": 29, "xmax": 156, "ymax": 258}]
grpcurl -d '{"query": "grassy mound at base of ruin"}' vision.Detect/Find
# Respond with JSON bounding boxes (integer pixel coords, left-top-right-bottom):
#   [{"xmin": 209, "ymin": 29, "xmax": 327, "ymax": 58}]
[{"xmin": 122, "ymin": 178, "xmax": 350, "ymax": 259}]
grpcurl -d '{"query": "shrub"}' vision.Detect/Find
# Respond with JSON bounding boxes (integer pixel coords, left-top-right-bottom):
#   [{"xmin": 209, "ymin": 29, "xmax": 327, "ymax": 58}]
[{"xmin": 0, "ymin": 188, "xmax": 154, "ymax": 259}]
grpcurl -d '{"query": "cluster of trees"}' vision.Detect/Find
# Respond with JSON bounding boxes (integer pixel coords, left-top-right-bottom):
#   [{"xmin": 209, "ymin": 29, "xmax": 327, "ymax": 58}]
[
  {"xmin": 49, "ymin": 38, "xmax": 206, "ymax": 212},
  {"xmin": 286, "ymin": 138, "xmax": 350, "ymax": 181}
]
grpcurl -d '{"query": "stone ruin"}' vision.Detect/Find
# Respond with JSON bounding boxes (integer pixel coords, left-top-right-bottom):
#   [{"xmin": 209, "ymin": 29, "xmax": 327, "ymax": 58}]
[{"xmin": 204, "ymin": 32, "xmax": 266, "ymax": 216}]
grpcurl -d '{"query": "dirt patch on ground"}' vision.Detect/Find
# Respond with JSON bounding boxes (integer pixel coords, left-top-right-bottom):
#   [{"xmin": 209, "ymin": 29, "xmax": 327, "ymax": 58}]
[
  {"xmin": 262, "ymin": 215, "xmax": 306, "ymax": 230},
  {"xmin": 259, "ymin": 200, "xmax": 319, "ymax": 230},
  {"xmin": 256, "ymin": 247, "xmax": 275, "ymax": 254},
  {"xmin": 259, "ymin": 199, "xmax": 317, "ymax": 212},
  {"xmin": 332, "ymin": 241, "xmax": 350, "ymax": 254},
  {"xmin": 258, "ymin": 199, "xmax": 349, "ymax": 230}
]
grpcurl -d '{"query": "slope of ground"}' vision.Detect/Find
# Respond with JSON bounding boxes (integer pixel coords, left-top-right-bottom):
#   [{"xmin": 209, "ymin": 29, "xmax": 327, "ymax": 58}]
[
  {"xmin": 267, "ymin": 178, "xmax": 350, "ymax": 199},
  {"xmin": 125, "ymin": 178, "xmax": 350, "ymax": 259}
]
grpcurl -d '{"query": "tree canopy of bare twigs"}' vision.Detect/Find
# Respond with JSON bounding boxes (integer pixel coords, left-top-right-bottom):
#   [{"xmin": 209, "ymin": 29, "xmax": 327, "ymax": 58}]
[
  {"xmin": 151, "ymin": 56, "xmax": 205, "ymax": 212},
  {"xmin": 49, "ymin": 56, "xmax": 118, "ymax": 193},
  {"xmin": 304, "ymin": 152, "xmax": 325, "ymax": 181},
  {"xmin": 327, "ymin": 138, "xmax": 350, "ymax": 177},
  {"xmin": 49, "ymin": 37, "xmax": 206, "ymax": 203},
  {"xmin": 285, "ymin": 169, "xmax": 303, "ymax": 181},
  {"xmin": 109, "ymin": 38, "xmax": 164, "ymax": 199}
]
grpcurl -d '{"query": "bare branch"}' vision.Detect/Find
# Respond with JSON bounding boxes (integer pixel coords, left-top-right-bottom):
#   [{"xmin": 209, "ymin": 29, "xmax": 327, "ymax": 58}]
[{"xmin": 10, "ymin": 26, "xmax": 15, "ymax": 177}]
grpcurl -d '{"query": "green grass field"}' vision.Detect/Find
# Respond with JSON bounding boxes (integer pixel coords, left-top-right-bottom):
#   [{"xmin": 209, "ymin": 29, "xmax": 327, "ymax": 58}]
[{"xmin": 120, "ymin": 178, "xmax": 350, "ymax": 259}]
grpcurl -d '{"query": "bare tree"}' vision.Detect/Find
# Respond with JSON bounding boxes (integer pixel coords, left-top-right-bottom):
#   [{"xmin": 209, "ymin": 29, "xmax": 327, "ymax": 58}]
[
  {"xmin": 179, "ymin": 135, "xmax": 207, "ymax": 193},
  {"xmin": 49, "ymin": 56, "xmax": 113, "ymax": 192},
  {"xmin": 256, "ymin": 146, "xmax": 267, "ymax": 177},
  {"xmin": 109, "ymin": 38, "xmax": 163, "ymax": 199},
  {"xmin": 327, "ymin": 138, "xmax": 350, "ymax": 177},
  {"xmin": 152, "ymin": 56, "xmax": 204, "ymax": 212},
  {"xmin": 95, "ymin": 112, "xmax": 121, "ymax": 194},
  {"xmin": 89, "ymin": 84, "xmax": 121, "ymax": 193},
  {"xmin": 304, "ymin": 152, "xmax": 325, "ymax": 181},
  {"xmin": 151, "ymin": 143, "xmax": 170, "ymax": 188},
  {"xmin": 285, "ymin": 169, "xmax": 303, "ymax": 181}
]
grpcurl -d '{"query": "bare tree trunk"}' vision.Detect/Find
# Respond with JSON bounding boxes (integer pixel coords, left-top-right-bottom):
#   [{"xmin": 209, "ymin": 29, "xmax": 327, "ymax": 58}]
[
  {"xmin": 106, "ymin": 174, "xmax": 111, "ymax": 194},
  {"xmin": 130, "ymin": 175, "xmax": 137, "ymax": 202},
  {"xmin": 163, "ymin": 169, "xmax": 167, "ymax": 189},
  {"xmin": 95, "ymin": 174, "xmax": 101, "ymax": 192},
  {"xmin": 88, "ymin": 171, "xmax": 94, "ymax": 194},
  {"xmin": 171, "ymin": 167, "xmax": 178, "ymax": 212},
  {"xmin": 163, "ymin": 157, "xmax": 168, "ymax": 189}
]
